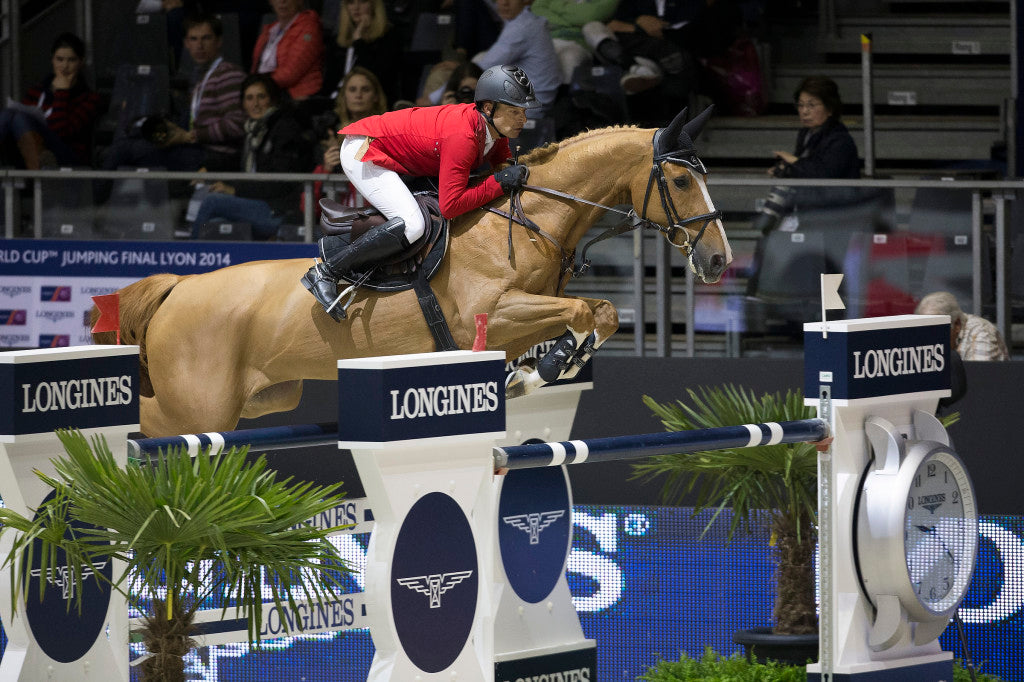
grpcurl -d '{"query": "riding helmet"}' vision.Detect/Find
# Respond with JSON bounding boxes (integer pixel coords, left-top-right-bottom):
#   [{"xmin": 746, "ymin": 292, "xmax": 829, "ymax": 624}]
[{"xmin": 474, "ymin": 65, "xmax": 538, "ymax": 109}]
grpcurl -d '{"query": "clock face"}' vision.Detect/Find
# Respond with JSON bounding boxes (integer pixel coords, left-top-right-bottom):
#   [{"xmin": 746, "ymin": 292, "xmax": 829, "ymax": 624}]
[{"xmin": 903, "ymin": 452, "xmax": 973, "ymax": 612}]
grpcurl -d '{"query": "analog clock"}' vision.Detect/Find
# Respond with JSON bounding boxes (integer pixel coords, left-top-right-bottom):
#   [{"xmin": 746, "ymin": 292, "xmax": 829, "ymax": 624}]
[{"xmin": 854, "ymin": 410, "xmax": 978, "ymax": 651}]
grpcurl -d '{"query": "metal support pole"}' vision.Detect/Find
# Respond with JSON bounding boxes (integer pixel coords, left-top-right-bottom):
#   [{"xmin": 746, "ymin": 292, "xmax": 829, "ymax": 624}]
[
  {"xmin": 994, "ymin": 192, "xmax": 1011, "ymax": 345},
  {"xmin": 685, "ymin": 263, "xmax": 695, "ymax": 357},
  {"xmin": 861, "ymin": 34, "xmax": 875, "ymax": 178},
  {"xmin": 971, "ymin": 190, "xmax": 983, "ymax": 315},
  {"xmin": 655, "ymin": 234, "xmax": 671, "ymax": 356},
  {"xmin": 303, "ymin": 180, "xmax": 314, "ymax": 242},
  {"xmin": 3, "ymin": 177, "xmax": 13, "ymax": 239},
  {"xmin": 633, "ymin": 228, "xmax": 645, "ymax": 356},
  {"xmin": 32, "ymin": 177, "xmax": 42, "ymax": 239},
  {"xmin": 7, "ymin": 0, "xmax": 21, "ymax": 101}
]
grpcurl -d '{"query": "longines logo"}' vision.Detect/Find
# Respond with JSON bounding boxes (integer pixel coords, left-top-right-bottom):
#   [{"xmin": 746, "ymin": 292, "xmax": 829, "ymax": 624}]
[
  {"xmin": 30, "ymin": 561, "xmax": 108, "ymax": 601},
  {"xmin": 501, "ymin": 669, "xmax": 592, "ymax": 682},
  {"xmin": 35, "ymin": 309, "xmax": 76, "ymax": 323},
  {"xmin": 0, "ymin": 285, "xmax": 31, "ymax": 298},
  {"xmin": 21, "ymin": 375, "xmax": 133, "ymax": 413},
  {"xmin": 396, "ymin": 570, "xmax": 474, "ymax": 608},
  {"xmin": 853, "ymin": 344, "xmax": 945, "ymax": 379},
  {"xmin": 389, "ymin": 381, "xmax": 499, "ymax": 420},
  {"xmin": 0, "ymin": 333, "xmax": 30, "ymax": 345},
  {"xmin": 502, "ymin": 510, "xmax": 566, "ymax": 545},
  {"xmin": 919, "ymin": 493, "xmax": 947, "ymax": 514}
]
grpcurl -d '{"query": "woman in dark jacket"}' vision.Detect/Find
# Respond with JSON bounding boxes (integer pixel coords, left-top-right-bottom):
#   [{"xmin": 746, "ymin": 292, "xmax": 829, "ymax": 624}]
[
  {"xmin": 190, "ymin": 74, "xmax": 311, "ymax": 239},
  {"xmin": 0, "ymin": 32, "xmax": 100, "ymax": 168}
]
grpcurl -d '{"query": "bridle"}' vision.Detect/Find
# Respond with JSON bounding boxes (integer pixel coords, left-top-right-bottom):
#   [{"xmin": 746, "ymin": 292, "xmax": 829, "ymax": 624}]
[{"xmin": 488, "ymin": 130, "xmax": 722, "ymax": 281}]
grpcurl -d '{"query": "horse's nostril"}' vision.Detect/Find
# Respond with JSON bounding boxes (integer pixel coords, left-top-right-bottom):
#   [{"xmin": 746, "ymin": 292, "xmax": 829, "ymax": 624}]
[{"xmin": 711, "ymin": 253, "xmax": 726, "ymax": 274}]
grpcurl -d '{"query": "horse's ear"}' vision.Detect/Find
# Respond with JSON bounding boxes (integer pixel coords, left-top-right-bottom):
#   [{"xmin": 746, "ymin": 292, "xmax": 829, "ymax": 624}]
[
  {"xmin": 655, "ymin": 107, "xmax": 688, "ymax": 157},
  {"xmin": 681, "ymin": 105, "xmax": 715, "ymax": 143}
]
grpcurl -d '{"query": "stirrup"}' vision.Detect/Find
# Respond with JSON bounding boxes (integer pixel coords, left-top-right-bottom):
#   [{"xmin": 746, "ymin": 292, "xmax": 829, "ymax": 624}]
[{"xmin": 326, "ymin": 282, "xmax": 359, "ymax": 319}]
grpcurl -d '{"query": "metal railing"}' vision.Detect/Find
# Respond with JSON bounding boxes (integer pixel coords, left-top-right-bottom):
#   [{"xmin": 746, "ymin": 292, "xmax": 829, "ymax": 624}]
[{"xmin": 2, "ymin": 169, "xmax": 1020, "ymax": 356}]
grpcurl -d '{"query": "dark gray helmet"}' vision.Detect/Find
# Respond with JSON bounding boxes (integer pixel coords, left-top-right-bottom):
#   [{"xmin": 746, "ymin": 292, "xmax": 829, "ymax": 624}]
[{"xmin": 474, "ymin": 65, "xmax": 538, "ymax": 109}]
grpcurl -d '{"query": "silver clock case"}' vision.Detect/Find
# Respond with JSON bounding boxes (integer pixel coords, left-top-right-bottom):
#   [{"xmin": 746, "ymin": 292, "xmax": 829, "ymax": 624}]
[{"xmin": 855, "ymin": 410, "xmax": 978, "ymax": 651}]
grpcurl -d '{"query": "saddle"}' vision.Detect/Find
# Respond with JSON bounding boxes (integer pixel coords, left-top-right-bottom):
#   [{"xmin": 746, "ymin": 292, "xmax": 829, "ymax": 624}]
[{"xmin": 318, "ymin": 193, "xmax": 449, "ymax": 293}]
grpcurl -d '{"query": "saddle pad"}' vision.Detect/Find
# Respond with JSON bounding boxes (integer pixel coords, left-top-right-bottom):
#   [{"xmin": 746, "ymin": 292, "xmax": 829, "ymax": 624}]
[{"xmin": 337, "ymin": 193, "xmax": 449, "ymax": 292}]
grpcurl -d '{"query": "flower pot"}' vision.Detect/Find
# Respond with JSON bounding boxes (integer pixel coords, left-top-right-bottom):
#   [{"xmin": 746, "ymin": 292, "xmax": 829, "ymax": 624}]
[{"xmin": 733, "ymin": 627, "xmax": 819, "ymax": 665}]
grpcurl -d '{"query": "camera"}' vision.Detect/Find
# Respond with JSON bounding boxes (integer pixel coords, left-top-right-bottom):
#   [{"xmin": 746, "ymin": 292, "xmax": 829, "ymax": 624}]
[
  {"xmin": 455, "ymin": 85, "xmax": 475, "ymax": 104},
  {"xmin": 751, "ymin": 185, "xmax": 796, "ymax": 234}
]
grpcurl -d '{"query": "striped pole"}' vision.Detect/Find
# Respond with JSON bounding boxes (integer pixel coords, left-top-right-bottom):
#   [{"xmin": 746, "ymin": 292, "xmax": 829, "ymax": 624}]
[
  {"xmin": 492, "ymin": 419, "xmax": 828, "ymax": 470},
  {"xmin": 127, "ymin": 422, "xmax": 338, "ymax": 459}
]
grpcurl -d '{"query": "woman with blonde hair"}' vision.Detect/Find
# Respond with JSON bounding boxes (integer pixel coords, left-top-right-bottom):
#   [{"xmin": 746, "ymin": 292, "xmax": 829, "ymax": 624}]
[{"xmin": 324, "ymin": 0, "xmax": 404, "ymax": 105}]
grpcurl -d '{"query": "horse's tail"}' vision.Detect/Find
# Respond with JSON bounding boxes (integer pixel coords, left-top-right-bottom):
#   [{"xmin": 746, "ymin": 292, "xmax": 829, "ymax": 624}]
[{"xmin": 90, "ymin": 273, "xmax": 182, "ymax": 397}]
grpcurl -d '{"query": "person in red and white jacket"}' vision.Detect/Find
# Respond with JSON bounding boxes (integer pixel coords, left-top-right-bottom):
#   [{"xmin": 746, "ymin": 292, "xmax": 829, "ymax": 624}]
[
  {"xmin": 303, "ymin": 65, "xmax": 536, "ymax": 320},
  {"xmin": 252, "ymin": 0, "xmax": 324, "ymax": 100}
]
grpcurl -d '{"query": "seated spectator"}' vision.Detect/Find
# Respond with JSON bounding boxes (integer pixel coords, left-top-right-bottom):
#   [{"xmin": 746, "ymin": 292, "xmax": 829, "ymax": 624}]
[
  {"xmin": 915, "ymin": 291, "xmax": 1009, "ymax": 361},
  {"xmin": 440, "ymin": 63, "xmax": 484, "ymax": 105},
  {"xmin": 311, "ymin": 67, "xmax": 387, "ymax": 210},
  {"xmin": 190, "ymin": 74, "xmax": 312, "ymax": 239},
  {"xmin": 531, "ymin": 0, "xmax": 618, "ymax": 84},
  {"xmin": 252, "ymin": 0, "xmax": 324, "ymax": 100},
  {"xmin": 323, "ymin": 0, "xmax": 404, "ymax": 107},
  {"xmin": 749, "ymin": 75, "xmax": 860, "ymax": 234},
  {"xmin": 471, "ymin": 0, "xmax": 561, "ymax": 118},
  {"xmin": 100, "ymin": 13, "xmax": 246, "ymax": 176},
  {"xmin": 0, "ymin": 33, "xmax": 100, "ymax": 168}
]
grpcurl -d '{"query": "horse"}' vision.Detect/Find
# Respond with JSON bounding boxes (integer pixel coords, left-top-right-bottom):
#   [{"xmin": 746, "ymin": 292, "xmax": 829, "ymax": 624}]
[{"xmin": 94, "ymin": 107, "xmax": 733, "ymax": 437}]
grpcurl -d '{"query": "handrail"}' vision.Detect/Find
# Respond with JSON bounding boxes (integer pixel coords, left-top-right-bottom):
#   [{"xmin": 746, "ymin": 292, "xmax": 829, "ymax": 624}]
[{"xmin": 1, "ymin": 170, "xmax": 1018, "ymax": 355}]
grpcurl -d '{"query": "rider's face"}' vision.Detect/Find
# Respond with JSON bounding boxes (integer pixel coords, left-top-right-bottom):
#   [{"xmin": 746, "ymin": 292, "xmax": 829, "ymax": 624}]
[{"xmin": 488, "ymin": 102, "xmax": 527, "ymax": 139}]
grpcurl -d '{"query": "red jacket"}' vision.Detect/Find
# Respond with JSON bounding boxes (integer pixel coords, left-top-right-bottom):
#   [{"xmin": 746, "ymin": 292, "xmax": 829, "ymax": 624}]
[
  {"xmin": 341, "ymin": 103, "xmax": 509, "ymax": 219},
  {"xmin": 251, "ymin": 10, "xmax": 323, "ymax": 99}
]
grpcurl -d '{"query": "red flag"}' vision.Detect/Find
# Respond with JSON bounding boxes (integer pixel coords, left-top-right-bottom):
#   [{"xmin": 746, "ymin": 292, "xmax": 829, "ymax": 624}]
[
  {"xmin": 472, "ymin": 313, "xmax": 488, "ymax": 351},
  {"xmin": 91, "ymin": 293, "xmax": 120, "ymax": 344}
]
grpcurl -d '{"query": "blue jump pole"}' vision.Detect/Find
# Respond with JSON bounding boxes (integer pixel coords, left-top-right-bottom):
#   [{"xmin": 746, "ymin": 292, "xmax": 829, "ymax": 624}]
[
  {"xmin": 127, "ymin": 422, "xmax": 339, "ymax": 459},
  {"xmin": 492, "ymin": 418, "xmax": 829, "ymax": 470}
]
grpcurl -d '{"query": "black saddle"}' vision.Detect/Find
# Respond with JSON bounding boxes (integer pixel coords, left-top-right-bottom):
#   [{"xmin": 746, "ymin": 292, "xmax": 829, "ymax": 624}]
[{"xmin": 318, "ymin": 193, "xmax": 448, "ymax": 292}]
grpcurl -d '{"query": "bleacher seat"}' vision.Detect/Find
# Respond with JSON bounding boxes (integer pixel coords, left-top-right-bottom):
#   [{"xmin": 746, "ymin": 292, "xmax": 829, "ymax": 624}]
[
  {"xmin": 99, "ymin": 174, "xmax": 179, "ymax": 241},
  {"xmin": 745, "ymin": 228, "xmax": 830, "ymax": 328},
  {"xmin": 101, "ymin": 64, "xmax": 172, "ymax": 142},
  {"xmin": 93, "ymin": 3, "xmax": 170, "ymax": 84},
  {"xmin": 569, "ymin": 64, "xmax": 628, "ymax": 126},
  {"xmin": 197, "ymin": 221, "xmax": 253, "ymax": 241},
  {"xmin": 906, "ymin": 186, "xmax": 975, "ymax": 304},
  {"xmin": 511, "ymin": 117, "xmax": 556, "ymax": 154},
  {"xmin": 41, "ymin": 175, "xmax": 96, "ymax": 240}
]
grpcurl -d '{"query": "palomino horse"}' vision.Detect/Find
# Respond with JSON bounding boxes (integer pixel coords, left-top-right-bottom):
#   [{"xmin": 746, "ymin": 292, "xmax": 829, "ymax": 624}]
[{"xmin": 95, "ymin": 107, "xmax": 732, "ymax": 436}]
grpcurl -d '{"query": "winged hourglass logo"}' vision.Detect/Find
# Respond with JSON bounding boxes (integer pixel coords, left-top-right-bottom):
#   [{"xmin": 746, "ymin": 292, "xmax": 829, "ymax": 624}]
[
  {"xmin": 30, "ymin": 560, "xmax": 108, "ymax": 601},
  {"xmin": 396, "ymin": 570, "xmax": 474, "ymax": 608},
  {"xmin": 502, "ymin": 510, "xmax": 565, "ymax": 545}
]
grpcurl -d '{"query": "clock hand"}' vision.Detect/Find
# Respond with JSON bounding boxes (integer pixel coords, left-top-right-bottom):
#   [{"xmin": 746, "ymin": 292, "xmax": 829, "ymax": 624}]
[{"xmin": 915, "ymin": 524, "xmax": 936, "ymax": 533}]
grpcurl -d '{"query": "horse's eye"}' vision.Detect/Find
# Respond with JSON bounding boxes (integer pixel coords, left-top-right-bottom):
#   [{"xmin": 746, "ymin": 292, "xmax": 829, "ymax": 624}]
[{"xmin": 673, "ymin": 175, "xmax": 689, "ymax": 189}]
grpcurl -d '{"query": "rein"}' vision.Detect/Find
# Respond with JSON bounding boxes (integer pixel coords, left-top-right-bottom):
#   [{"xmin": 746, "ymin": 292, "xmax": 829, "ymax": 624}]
[{"xmin": 489, "ymin": 140, "xmax": 721, "ymax": 280}]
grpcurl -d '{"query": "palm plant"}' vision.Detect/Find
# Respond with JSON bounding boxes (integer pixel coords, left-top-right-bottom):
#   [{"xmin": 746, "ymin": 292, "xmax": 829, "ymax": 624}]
[
  {"xmin": 0, "ymin": 429, "xmax": 351, "ymax": 681},
  {"xmin": 635, "ymin": 385, "xmax": 819, "ymax": 635}
]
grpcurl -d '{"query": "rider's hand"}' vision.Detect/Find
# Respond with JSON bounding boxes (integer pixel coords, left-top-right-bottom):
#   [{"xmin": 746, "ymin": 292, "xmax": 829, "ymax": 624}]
[{"xmin": 494, "ymin": 164, "xmax": 529, "ymax": 194}]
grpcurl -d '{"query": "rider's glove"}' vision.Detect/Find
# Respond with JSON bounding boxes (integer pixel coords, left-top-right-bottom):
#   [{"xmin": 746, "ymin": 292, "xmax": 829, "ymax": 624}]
[{"xmin": 494, "ymin": 164, "xmax": 529, "ymax": 194}]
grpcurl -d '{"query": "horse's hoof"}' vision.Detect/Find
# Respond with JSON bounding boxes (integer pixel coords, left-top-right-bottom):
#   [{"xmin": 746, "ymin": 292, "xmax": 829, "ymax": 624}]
[{"xmin": 504, "ymin": 370, "xmax": 528, "ymax": 399}]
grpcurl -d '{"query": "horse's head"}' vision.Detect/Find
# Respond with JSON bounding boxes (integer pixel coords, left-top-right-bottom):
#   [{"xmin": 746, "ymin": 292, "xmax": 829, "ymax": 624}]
[{"xmin": 633, "ymin": 106, "xmax": 732, "ymax": 283}]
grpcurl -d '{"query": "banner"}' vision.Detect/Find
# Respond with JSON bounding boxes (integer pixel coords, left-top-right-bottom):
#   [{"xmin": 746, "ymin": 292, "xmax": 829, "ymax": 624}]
[{"xmin": 0, "ymin": 240, "xmax": 315, "ymax": 349}]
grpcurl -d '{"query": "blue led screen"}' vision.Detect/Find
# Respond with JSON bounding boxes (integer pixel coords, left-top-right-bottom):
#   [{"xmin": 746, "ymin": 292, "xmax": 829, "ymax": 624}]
[{"xmin": 1, "ymin": 505, "xmax": 1019, "ymax": 680}]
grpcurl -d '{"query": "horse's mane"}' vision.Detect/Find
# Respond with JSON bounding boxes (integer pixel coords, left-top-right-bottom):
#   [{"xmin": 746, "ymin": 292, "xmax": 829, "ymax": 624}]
[{"xmin": 520, "ymin": 125, "xmax": 641, "ymax": 165}]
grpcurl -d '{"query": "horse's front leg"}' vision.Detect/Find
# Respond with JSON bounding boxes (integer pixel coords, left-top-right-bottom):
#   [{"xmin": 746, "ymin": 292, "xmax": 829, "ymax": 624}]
[{"xmin": 488, "ymin": 290, "xmax": 618, "ymax": 397}]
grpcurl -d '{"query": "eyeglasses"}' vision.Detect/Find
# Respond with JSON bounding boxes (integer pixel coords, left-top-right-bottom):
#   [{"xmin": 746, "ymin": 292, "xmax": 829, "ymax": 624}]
[{"xmin": 796, "ymin": 100, "xmax": 823, "ymax": 111}]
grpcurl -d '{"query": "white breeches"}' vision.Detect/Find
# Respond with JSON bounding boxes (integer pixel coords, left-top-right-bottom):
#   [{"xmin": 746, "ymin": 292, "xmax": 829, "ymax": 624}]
[{"xmin": 339, "ymin": 135, "xmax": 426, "ymax": 243}]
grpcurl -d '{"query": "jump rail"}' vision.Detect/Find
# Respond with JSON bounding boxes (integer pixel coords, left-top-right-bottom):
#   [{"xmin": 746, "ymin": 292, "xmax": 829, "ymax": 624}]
[
  {"xmin": 129, "ymin": 418, "xmax": 829, "ymax": 471},
  {"xmin": 492, "ymin": 418, "xmax": 829, "ymax": 470}
]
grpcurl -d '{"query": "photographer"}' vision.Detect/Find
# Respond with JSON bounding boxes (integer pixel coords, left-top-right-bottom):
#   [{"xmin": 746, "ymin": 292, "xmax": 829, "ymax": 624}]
[{"xmin": 751, "ymin": 75, "xmax": 859, "ymax": 234}]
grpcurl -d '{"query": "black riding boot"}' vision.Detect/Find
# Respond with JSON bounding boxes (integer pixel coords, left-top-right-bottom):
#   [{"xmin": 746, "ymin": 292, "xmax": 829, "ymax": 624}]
[{"xmin": 302, "ymin": 217, "xmax": 409, "ymax": 320}]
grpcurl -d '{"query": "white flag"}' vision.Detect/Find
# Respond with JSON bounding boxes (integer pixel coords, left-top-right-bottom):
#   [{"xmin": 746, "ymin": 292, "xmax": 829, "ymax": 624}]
[{"xmin": 821, "ymin": 274, "xmax": 845, "ymax": 311}]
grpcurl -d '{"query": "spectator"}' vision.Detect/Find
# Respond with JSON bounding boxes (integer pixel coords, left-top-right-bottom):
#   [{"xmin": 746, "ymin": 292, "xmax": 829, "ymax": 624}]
[
  {"xmin": 749, "ymin": 75, "xmax": 860, "ymax": 234},
  {"xmin": 441, "ymin": 62, "xmax": 484, "ymax": 105},
  {"xmin": 915, "ymin": 291, "xmax": 1009, "ymax": 361},
  {"xmin": 0, "ymin": 32, "xmax": 100, "ymax": 169},
  {"xmin": 252, "ymin": 0, "xmax": 324, "ymax": 100},
  {"xmin": 312, "ymin": 66, "xmax": 387, "ymax": 209},
  {"xmin": 100, "ymin": 13, "xmax": 246, "ymax": 175},
  {"xmin": 531, "ymin": 0, "xmax": 618, "ymax": 83},
  {"xmin": 324, "ymin": 0, "xmax": 404, "ymax": 107},
  {"xmin": 190, "ymin": 74, "xmax": 312, "ymax": 239},
  {"xmin": 471, "ymin": 0, "xmax": 561, "ymax": 118}
]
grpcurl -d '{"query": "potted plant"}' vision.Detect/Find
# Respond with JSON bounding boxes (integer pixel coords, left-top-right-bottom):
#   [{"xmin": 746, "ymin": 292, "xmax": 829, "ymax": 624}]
[
  {"xmin": 636, "ymin": 385, "xmax": 820, "ymax": 664},
  {"xmin": 0, "ymin": 429, "xmax": 351, "ymax": 681}
]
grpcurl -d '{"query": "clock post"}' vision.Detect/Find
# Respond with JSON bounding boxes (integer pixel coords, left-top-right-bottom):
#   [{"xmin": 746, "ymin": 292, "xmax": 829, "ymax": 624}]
[{"xmin": 804, "ymin": 314, "xmax": 973, "ymax": 682}]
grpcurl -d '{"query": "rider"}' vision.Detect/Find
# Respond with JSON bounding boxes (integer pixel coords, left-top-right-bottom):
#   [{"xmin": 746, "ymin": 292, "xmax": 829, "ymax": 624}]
[{"xmin": 303, "ymin": 64, "xmax": 537, "ymax": 315}]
